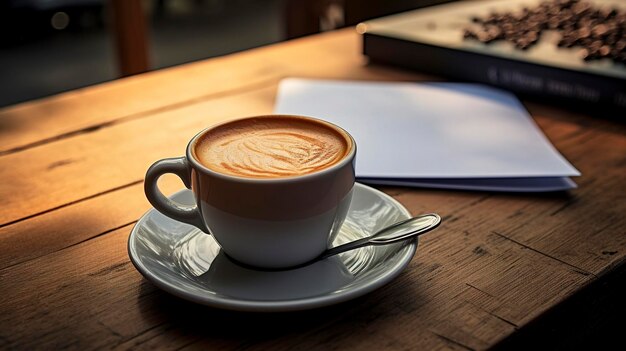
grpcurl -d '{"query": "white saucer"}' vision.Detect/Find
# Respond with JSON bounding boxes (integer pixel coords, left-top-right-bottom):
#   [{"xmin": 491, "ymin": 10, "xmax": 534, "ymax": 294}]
[{"xmin": 128, "ymin": 183, "xmax": 417, "ymax": 312}]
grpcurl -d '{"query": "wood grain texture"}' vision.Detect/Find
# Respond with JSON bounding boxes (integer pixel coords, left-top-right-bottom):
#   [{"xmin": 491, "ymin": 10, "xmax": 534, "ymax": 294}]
[
  {"xmin": 0, "ymin": 29, "xmax": 426, "ymax": 156},
  {"xmin": 1, "ymin": 28, "xmax": 625, "ymax": 350},
  {"xmin": 0, "ymin": 205, "xmax": 590, "ymax": 350},
  {"xmin": 0, "ymin": 85, "xmax": 276, "ymax": 225},
  {"xmin": 0, "ymin": 177, "xmax": 181, "ymax": 271}
]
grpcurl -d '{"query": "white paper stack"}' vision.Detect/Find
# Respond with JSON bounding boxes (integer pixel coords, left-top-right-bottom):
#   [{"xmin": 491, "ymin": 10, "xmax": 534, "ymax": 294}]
[{"xmin": 274, "ymin": 78, "xmax": 580, "ymax": 192}]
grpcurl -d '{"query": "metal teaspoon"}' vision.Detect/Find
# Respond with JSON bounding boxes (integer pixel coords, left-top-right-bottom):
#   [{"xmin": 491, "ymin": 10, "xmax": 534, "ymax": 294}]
[{"xmin": 318, "ymin": 213, "xmax": 442, "ymax": 260}]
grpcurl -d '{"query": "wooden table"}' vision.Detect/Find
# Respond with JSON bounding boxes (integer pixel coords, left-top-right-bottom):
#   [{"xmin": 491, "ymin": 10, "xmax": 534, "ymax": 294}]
[{"xmin": 1, "ymin": 28, "xmax": 625, "ymax": 350}]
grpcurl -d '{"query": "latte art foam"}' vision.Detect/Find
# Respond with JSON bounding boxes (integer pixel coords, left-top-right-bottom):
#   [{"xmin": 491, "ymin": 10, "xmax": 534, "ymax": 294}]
[{"xmin": 194, "ymin": 117, "xmax": 350, "ymax": 178}]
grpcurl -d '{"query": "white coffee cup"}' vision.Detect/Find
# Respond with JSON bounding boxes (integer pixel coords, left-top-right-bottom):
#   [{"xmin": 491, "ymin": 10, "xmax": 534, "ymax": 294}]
[{"xmin": 144, "ymin": 115, "xmax": 356, "ymax": 268}]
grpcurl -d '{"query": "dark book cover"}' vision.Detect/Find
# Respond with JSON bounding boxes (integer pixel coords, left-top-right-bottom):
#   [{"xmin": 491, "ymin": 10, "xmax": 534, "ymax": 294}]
[{"xmin": 360, "ymin": 0, "xmax": 626, "ymax": 117}]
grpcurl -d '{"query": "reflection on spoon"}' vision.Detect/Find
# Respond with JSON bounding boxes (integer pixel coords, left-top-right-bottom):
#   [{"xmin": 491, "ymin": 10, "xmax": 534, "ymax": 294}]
[{"xmin": 319, "ymin": 213, "xmax": 441, "ymax": 260}]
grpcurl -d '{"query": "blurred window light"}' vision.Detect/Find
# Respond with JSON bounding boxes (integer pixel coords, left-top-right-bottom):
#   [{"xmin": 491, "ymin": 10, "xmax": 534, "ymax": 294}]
[{"xmin": 51, "ymin": 11, "xmax": 70, "ymax": 30}]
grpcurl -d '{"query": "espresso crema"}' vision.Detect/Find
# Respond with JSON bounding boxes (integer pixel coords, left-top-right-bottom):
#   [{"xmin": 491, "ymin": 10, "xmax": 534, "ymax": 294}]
[{"xmin": 194, "ymin": 116, "xmax": 351, "ymax": 179}]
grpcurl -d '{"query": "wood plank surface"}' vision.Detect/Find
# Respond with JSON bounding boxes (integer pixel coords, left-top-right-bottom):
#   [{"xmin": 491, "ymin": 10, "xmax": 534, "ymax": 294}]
[
  {"xmin": 0, "ymin": 203, "xmax": 591, "ymax": 350},
  {"xmin": 1, "ymin": 28, "xmax": 625, "ymax": 350},
  {"xmin": 0, "ymin": 85, "xmax": 275, "ymax": 225},
  {"xmin": 0, "ymin": 30, "xmax": 424, "ymax": 156}
]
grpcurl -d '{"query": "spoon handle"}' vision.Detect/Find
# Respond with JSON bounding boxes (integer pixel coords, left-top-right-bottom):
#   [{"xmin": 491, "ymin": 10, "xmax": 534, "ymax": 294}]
[{"xmin": 319, "ymin": 213, "xmax": 441, "ymax": 260}]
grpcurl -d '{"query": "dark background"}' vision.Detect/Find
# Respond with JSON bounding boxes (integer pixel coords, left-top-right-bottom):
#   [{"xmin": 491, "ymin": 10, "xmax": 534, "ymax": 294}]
[{"xmin": 0, "ymin": 0, "xmax": 452, "ymax": 108}]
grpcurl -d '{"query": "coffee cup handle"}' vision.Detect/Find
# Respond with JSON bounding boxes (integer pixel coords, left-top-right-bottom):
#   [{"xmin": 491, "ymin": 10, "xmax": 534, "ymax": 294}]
[{"xmin": 144, "ymin": 157, "xmax": 209, "ymax": 232}]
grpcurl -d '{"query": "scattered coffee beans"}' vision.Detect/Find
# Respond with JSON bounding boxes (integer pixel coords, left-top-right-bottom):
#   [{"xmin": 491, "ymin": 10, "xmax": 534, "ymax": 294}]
[{"xmin": 463, "ymin": 0, "xmax": 626, "ymax": 64}]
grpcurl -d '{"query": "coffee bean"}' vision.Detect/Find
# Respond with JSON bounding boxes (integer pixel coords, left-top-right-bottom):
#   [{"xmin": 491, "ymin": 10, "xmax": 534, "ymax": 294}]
[
  {"xmin": 577, "ymin": 26, "xmax": 591, "ymax": 38},
  {"xmin": 599, "ymin": 45, "xmax": 611, "ymax": 57},
  {"xmin": 486, "ymin": 26, "xmax": 503, "ymax": 40},
  {"xmin": 515, "ymin": 38, "xmax": 532, "ymax": 50},
  {"xmin": 573, "ymin": 1, "xmax": 592, "ymax": 16},
  {"xmin": 589, "ymin": 40, "xmax": 602, "ymax": 50},
  {"xmin": 476, "ymin": 31, "xmax": 494, "ymax": 43},
  {"xmin": 592, "ymin": 24, "xmax": 609, "ymax": 37},
  {"xmin": 526, "ymin": 31, "xmax": 539, "ymax": 43},
  {"xmin": 463, "ymin": 0, "xmax": 626, "ymax": 64},
  {"xmin": 463, "ymin": 29, "xmax": 477, "ymax": 39},
  {"xmin": 580, "ymin": 48, "xmax": 599, "ymax": 61}
]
